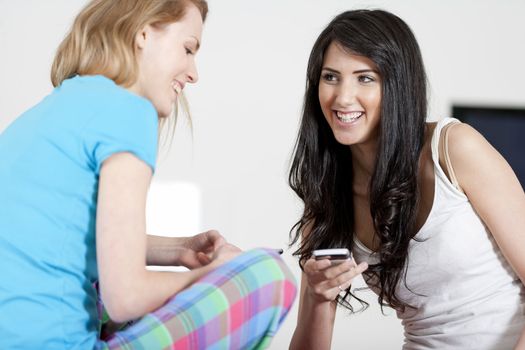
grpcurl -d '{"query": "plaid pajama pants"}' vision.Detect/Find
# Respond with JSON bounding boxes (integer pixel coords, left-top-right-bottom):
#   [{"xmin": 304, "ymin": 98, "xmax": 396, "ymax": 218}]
[{"xmin": 95, "ymin": 248, "xmax": 297, "ymax": 349}]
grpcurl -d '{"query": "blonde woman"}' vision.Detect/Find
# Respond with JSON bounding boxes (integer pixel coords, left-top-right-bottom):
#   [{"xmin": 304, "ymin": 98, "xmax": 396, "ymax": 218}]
[{"xmin": 0, "ymin": 1, "xmax": 296, "ymax": 349}]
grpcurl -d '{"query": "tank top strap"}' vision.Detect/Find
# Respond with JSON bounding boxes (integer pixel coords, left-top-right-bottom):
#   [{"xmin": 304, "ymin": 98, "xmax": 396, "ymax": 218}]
[{"xmin": 430, "ymin": 117, "xmax": 468, "ymax": 199}]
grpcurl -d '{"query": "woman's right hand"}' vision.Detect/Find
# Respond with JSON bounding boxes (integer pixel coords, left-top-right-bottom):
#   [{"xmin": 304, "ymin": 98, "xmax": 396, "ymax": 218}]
[
  {"xmin": 302, "ymin": 257, "xmax": 368, "ymax": 302},
  {"xmin": 178, "ymin": 230, "xmax": 227, "ymax": 268}
]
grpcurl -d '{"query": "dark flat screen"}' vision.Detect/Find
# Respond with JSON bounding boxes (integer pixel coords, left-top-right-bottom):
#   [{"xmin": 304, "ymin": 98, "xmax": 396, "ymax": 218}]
[{"xmin": 453, "ymin": 106, "xmax": 525, "ymax": 190}]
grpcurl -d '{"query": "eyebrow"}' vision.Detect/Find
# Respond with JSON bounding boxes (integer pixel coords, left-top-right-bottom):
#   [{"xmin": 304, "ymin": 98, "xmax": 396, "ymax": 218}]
[{"xmin": 321, "ymin": 67, "xmax": 378, "ymax": 74}]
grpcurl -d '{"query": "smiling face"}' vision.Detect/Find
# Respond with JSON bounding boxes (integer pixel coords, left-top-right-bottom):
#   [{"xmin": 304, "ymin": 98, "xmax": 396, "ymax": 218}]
[
  {"xmin": 130, "ymin": 4, "xmax": 203, "ymax": 118},
  {"xmin": 319, "ymin": 41, "xmax": 382, "ymax": 147}
]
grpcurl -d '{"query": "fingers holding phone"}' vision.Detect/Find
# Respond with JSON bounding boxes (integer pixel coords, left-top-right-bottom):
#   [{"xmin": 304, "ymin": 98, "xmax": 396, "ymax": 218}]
[{"xmin": 303, "ymin": 248, "xmax": 368, "ymax": 302}]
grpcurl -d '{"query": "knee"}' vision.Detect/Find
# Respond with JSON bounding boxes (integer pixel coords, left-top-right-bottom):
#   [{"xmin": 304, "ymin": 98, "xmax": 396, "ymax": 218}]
[
  {"xmin": 199, "ymin": 247, "xmax": 298, "ymax": 311},
  {"xmin": 243, "ymin": 248, "xmax": 298, "ymax": 310}
]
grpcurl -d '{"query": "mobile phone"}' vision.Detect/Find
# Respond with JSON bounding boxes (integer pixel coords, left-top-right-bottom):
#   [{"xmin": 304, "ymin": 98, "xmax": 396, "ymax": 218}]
[{"xmin": 312, "ymin": 248, "xmax": 351, "ymax": 264}]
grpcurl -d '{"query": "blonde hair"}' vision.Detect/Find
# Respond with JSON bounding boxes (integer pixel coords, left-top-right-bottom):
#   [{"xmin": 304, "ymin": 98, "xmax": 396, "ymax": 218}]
[
  {"xmin": 51, "ymin": 0, "xmax": 207, "ymax": 88},
  {"xmin": 51, "ymin": 0, "xmax": 207, "ymax": 140}
]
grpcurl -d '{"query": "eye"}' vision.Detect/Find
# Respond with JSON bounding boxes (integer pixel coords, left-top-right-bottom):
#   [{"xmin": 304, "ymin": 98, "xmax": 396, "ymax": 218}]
[
  {"xmin": 185, "ymin": 47, "xmax": 194, "ymax": 55},
  {"xmin": 321, "ymin": 72, "xmax": 338, "ymax": 83},
  {"xmin": 358, "ymin": 75, "xmax": 375, "ymax": 83}
]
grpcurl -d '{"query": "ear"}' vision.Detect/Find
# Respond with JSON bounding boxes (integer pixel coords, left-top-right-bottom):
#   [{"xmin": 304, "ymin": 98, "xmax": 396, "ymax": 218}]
[{"xmin": 135, "ymin": 25, "xmax": 149, "ymax": 50}]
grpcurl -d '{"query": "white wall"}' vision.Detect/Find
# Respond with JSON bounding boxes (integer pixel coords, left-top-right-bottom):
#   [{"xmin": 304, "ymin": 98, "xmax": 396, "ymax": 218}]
[{"xmin": 1, "ymin": 1, "xmax": 524, "ymax": 349}]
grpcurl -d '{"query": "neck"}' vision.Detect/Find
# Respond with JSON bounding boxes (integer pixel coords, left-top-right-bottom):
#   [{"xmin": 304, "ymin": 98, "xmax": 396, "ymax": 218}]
[{"xmin": 350, "ymin": 141, "xmax": 378, "ymax": 178}]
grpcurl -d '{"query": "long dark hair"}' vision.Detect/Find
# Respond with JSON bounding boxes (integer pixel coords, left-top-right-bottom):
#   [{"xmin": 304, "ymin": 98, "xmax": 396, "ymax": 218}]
[{"xmin": 289, "ymin": 9, "xmax": 427, "ymax": 312}]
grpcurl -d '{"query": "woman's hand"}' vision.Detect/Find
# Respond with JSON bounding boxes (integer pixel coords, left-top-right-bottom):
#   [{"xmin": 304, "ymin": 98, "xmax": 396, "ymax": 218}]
[
  {"xmin": 302, "ymin": 257, "xmax": 368, "ymax": 302},
  {"xmin": 146, "ymin": 230, "xmax": 227, "ymax": 268},
  {"xmin": 177, "ymin": 230, "xmax": 227, "ymax": 268}
]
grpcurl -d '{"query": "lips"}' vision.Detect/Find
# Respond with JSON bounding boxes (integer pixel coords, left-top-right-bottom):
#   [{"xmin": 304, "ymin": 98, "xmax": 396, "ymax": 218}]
[{"xmin": 335, "ymin": 110, "xmax": 363, "ymax": 123}]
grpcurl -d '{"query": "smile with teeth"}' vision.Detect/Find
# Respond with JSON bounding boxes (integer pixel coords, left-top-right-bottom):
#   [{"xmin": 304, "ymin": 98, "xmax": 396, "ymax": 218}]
[
  {"xmin": 172, "ymin": 81, "xmax": 182, "ymax": 95},
  {"xmin": 335, "ymin": 111, "xmax": 364, "ymax": 123}
]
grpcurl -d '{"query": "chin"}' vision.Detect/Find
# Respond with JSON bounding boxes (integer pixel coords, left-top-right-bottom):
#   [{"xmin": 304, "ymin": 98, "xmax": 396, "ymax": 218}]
[
  {"xmin": 156, "ymin": 104, "xmax": 173, "ymax": 119},
  {"xmin": 336, "ymin": 140, "xmax": 355, "ymax": 146},
  {"xmin": 332, "ymin": 133, "xmax": 356, "ymax": 146}
]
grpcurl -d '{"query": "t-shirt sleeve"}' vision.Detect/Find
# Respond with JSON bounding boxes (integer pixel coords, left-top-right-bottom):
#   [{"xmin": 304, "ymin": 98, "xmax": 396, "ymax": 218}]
[{"xmin": 82, "ymin": 95, "xmax": 158, "ymax": 175}]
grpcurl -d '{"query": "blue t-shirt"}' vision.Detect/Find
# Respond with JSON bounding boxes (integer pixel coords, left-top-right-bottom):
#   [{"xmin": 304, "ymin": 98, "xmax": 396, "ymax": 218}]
[{"xmin": 0, "ymin": 75, "xmax": 158, "ymax": 349}]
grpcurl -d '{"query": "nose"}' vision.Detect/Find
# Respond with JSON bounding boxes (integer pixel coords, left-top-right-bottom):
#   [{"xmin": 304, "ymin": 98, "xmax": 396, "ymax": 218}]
[
  {"xmin": 334, "ymin": 80, "xmax": 357, "ymax": 107},
  {"xmin": 186, "ymin": 59, "xmax": 199, "ymax": 84}
]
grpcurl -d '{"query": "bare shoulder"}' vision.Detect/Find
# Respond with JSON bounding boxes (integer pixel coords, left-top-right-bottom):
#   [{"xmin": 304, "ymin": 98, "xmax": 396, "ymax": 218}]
[
  {"xmin": 446, "ymin": 122, "xmax": 489, "ymax": 154},
  {"xmin": 445, "ymin": 122, "xmax": 502, "ymax": 168},
  {"xmin": 446, "ymin": 122, "xmax": 516, "ymax": 193}
]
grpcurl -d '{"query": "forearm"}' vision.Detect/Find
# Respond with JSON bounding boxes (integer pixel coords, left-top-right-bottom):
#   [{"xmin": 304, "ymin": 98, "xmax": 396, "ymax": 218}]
[
  {"xmin": 105, "ymin": 260, "xmax": 219, "ymax": 322},
  {"xmin": 290, "ymin": 294, "xmax": 337, "ymax": 350},
  {"xmin": 146, "ymin": 235, "xmax": 186, "ymax": 266}
]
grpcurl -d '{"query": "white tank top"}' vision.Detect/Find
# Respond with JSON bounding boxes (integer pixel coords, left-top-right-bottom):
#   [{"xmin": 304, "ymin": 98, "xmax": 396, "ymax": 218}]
[{"xmin": 353, "ymin": 117, "xmax": 525, "ymax": 349}]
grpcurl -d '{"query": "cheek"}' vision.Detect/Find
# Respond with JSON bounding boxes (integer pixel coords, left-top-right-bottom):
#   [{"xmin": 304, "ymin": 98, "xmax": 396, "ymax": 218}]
[
  {"xmin": 169, "ymin": 51, "xmax": 188, "ymax": 75},
  {"xmin": 363, "ymin": 89, "xmax": 381, "ymax": 115},
  {"xmin": 318, "ymin": 87, "xmax": 333, "ymax": 114}
]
